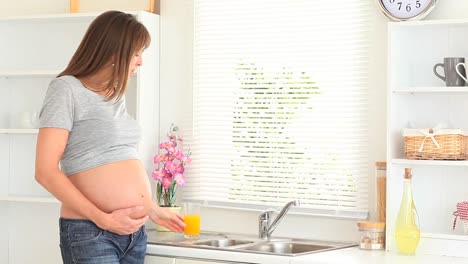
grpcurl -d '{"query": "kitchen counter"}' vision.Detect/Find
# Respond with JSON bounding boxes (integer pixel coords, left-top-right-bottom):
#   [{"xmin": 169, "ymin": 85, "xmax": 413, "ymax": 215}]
[{"xmin": 146, "ymin": 229, "xmax": 468, "ymax": 264}]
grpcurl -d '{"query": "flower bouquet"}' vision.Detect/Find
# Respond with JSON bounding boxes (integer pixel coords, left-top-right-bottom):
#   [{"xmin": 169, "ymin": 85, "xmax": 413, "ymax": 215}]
[{"xmin": 152, "ymin": 124, "xmax": 191, "ymax": 208}]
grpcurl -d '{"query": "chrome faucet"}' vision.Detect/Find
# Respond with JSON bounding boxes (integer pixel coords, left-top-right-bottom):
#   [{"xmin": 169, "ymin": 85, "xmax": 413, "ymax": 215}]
[{"xmin": 258, "ymin": 200, "xmax": 301, "ymax": 240}]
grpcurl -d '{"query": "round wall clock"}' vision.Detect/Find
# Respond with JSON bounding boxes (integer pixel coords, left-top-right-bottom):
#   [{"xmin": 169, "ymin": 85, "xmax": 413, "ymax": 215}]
[{"xmin": 376, "ymin": 0, "xmax": 438, "ymax": 22}]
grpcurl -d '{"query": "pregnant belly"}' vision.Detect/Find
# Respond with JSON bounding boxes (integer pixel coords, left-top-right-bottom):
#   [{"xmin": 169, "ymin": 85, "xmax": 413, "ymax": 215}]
[{"xmin": 61, "ymin": 159, "xmax": 153, "ymax": 219}]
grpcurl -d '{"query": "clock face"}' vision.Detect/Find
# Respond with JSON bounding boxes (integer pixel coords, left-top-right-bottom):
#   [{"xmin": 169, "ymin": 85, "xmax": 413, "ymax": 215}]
[{"xmin": 380, "ymin": 0, "xmax": 436, "ymax": 20}]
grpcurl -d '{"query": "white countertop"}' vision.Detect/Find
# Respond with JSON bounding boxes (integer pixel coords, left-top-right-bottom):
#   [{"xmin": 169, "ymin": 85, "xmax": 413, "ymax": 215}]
[
  {"xmin": 289, "ymin": 247, "xmax": 468, "ymax": 264},
  {"xmin": 146, "ymin": 230, "xmax": 468, "ymax": 264}
]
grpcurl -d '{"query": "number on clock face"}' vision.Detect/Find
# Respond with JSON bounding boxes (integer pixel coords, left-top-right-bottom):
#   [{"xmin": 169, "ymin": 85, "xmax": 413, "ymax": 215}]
[{"xmin": 383, "ymin": 0, "xmax": 430, "ymax": 19}]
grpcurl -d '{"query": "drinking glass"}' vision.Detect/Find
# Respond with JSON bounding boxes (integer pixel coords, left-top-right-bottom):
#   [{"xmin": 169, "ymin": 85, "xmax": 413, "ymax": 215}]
[{"xmin": 183, "ymin": 203, "xmax": 201, "ymax": 239}]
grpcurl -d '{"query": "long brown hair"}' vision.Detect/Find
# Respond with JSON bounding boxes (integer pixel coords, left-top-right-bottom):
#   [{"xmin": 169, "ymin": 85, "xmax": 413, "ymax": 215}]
[{"xmin": 59, "ymin": 10, "xmax": 151, "ymax": 101}]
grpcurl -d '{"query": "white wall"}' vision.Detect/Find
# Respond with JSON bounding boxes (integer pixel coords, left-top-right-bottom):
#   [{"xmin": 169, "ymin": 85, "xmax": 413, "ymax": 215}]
[
  {"xmin": 0, "ymin": 0, "xmax": 67, "ymax": 16},
  {"xmin": 2, "ymin": 0, "xmax": 468, "ymax": 243},
  {"xmin": 159, "ymin": 0, "xmax": 193, "ymax": 142},
  {"xmin": 425, "ymin": 1, "xmax": 468, "ymax": 20}
]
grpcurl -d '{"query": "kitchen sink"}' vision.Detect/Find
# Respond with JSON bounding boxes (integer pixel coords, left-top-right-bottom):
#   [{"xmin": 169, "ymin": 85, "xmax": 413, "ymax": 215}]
[
  {"xmin": 155, "ymin": 232, "xmax": 356, "ymax": 257},
  {"xmin": 187, "ymin": 238, "xmax": 354, "ymax": 256},
  {"xmin": 193, "ymin": 239, "xmax": 254, "ymax": 248},
  {"xmin": 237, "ymin": 241, "xmax": 336, "ymax": 256},
  {"xmin": 239, "ymin": 241, "xmax": 331, "ymax": 254}
]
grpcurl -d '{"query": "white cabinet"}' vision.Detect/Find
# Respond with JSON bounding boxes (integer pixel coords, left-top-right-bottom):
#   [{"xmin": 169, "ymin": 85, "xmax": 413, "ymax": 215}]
[
  {"xmin": 387, "ymin": 19, "xmax": 468, "ymax": 257},
  {"xmin": 0, "ymin": 11, "xmax": 159, "ymax": 263},
  {"xmin": 145, "ymin": 255, "xmax": 176, "ymax": 264}
]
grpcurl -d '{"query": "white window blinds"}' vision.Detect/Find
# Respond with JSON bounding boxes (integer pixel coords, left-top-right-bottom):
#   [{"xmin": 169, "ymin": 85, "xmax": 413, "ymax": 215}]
[{"xmin": 184, "ymin": 0, "xmax": 370, "ymax": 219}]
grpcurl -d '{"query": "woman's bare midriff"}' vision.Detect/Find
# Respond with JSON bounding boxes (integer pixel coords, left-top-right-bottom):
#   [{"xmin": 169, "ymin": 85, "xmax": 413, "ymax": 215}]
[{"xmin": 60, "ymin": 159, "xmax": 153, "ymax": 220}]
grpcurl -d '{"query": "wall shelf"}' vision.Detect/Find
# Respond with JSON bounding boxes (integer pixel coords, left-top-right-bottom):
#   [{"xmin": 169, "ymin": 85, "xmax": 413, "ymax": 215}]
[
  {"xmin": 391, "ymin": 159, "xmax": 468, "ymax": 167},
  {"xmin": 0, "ymin": 70, "xmax": 59, "ymax": 78},
  {"xmin": 394, "ymin": 87, "xmax": 468, "ymax": 93},
  {"xmin": 0, "ymin": 195, "xmax": 58, "ymax": 204},
  {"xmin": 0, "ymin": 129, "xmax": 38, "ymax": 134},
  {"xmin": 422, "ymin": 232, "xmax": 468, "ymax": 241}
]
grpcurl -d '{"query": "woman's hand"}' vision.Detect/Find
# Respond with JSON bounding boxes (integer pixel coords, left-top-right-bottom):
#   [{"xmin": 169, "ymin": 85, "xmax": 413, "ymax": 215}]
[
  {"xmin": 148, "ymin": 204, "xmax": 185, "ymax": 232},
  {"xmin": 99, "ymin": 206, "xmax": 149, "ymax": 235}
]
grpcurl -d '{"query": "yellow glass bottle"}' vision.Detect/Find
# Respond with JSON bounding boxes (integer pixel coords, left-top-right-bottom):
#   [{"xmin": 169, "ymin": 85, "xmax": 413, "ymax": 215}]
[{"xmin": 395, "ymin": 168, "xmax": 420, "ymax": 255}]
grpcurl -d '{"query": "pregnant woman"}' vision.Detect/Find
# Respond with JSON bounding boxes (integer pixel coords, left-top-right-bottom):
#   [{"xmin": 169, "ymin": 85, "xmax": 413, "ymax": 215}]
[{"xmin": 35, "ymin": 10, "xmax": 185, "ymax": 264}]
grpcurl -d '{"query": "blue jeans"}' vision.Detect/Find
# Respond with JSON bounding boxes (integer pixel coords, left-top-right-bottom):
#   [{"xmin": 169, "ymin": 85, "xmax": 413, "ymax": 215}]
[{"xmin": 59, "ymin": 218, "xmax": 147, "ymax": 264}]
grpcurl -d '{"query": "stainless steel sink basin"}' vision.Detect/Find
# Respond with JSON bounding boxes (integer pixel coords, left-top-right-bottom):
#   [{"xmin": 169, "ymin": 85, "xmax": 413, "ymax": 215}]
[
  {"xmin": 193, "ymin": 239, "xmax": 254, "ymax": 248},
  {"xmin": 187, "ymin": 238, "xmax": 355, "ymax": 256},
  {"xmin": 239, "ymin": 241, "xmax": 332, "ymax": 255},
  {"xmin": 156, "ymin": 232, "xmax": 356, "ymax": 257}
]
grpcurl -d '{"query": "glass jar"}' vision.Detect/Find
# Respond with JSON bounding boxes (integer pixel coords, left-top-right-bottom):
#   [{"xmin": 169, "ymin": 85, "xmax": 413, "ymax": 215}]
[
  {"xmin": 375, "ymin": 161, "xmax": 387, "ymax": 222},
  {"xmin": 357, "ymin": 221, "xmax": 385, "ymax": 250}
]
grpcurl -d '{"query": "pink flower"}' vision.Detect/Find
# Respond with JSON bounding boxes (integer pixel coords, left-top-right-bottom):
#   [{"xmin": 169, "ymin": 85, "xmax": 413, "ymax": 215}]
[
  {"xmin": 165, "ymin": 161, "xmax": 178, "ymax": 174},
  {"xmin": 152, "ymin": 168, "xmax": 166, "ymax": 180},
  {"xmin": 175, "ymin": 150, "xmax": 184, "ymax": 160},
  {"xmin": 181, "ymin": 155, "xmax": 192, "ymax": 164},
  {"xmin": 173, "ymin": 163, "xmax": 184, "ymax": 173},
  {"xmin": 153, "ymin": 154, "xmax": 165, "ymax": 163},
  {"xmin": 174, "ymin": 149, "xmax": 182, "ymax": 159},
  {"xmin": 161, "ymin": 175, "xmax": 172, "ymax": 190},
  {"xmin": 174, "ymin": 173, "xmax": 185, "ymax": 186},
  {"xmin": 159, "ymin": 142, "xmax": 169, "ymax": 149},
  {"xmin": 167, "ymin": 146, "xmax": 177, "ymax": 156},
  {"xmin": 164, "ymin": 153, "xmax": 175, "ymax": 161}
]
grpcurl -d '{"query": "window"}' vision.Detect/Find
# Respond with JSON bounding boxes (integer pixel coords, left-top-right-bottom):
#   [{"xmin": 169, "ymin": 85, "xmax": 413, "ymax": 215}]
[{"xmin": 184, "ymin": 0, "xmax": 371, "ymax": 219}]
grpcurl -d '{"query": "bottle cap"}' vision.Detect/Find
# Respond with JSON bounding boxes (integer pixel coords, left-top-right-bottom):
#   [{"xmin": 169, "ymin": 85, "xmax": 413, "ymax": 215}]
[{"xmin": 404, "ymin": 168, "xmax": 412, "ymax": 179}]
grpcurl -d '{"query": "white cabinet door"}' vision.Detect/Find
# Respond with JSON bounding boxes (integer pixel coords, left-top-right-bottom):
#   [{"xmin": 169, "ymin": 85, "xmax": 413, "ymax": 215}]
[{"xmin": 145, "ymin": 255, "xmax": 175, "ymax": 264}]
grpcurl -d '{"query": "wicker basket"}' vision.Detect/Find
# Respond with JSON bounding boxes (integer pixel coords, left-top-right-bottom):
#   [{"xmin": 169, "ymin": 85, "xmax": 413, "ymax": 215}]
[{"xmin": 403, "ymin": 128, "xmax": 468, "ymax": 160}]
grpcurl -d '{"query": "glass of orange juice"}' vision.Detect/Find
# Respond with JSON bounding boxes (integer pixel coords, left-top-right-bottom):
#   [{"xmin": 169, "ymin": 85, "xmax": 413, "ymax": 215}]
[{"xmin": 183, "ymin": 202, "xmax": 201, "ymax": 239}]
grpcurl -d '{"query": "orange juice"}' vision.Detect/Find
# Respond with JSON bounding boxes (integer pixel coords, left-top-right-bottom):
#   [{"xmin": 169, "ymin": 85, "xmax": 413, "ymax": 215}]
[{"xmin": 184, "ymin": 214, "xmax": 201, "ymax": 236}]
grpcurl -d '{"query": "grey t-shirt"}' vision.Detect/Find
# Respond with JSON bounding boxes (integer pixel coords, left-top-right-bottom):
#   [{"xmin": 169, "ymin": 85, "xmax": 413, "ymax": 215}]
[{"xmin": 39, "ymin": 75, "xmax": 141, "ymax": 175}]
